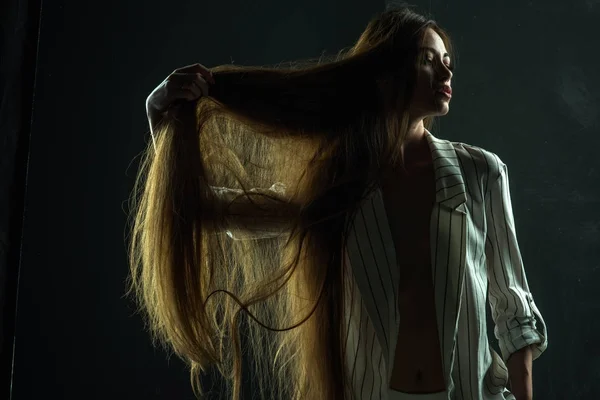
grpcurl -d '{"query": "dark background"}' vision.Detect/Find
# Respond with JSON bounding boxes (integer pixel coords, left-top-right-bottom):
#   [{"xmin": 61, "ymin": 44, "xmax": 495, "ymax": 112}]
[{"xmin": 1, "ymin": 0, "xmax": 598, "ymax": 398}]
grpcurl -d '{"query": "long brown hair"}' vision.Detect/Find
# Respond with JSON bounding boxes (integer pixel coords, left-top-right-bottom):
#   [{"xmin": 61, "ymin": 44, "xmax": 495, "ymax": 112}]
[{"xmin": 126, "ymin": 3, "xmax": 454, "ymax": 399}]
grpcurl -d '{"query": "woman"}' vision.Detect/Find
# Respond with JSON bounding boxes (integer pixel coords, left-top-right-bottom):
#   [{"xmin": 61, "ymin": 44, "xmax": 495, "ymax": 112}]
[{"xmin": 128, "ymin": 4, "xmax": 548, "ymax": 400}]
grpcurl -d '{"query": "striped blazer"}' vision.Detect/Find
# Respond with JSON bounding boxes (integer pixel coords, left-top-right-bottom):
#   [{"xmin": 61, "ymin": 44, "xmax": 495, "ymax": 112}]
[
  {"xmin": 216, "ymin": 129, "xmax": 549, "ymax": 399},
  {"xmin": 341, "ymin": 130, "xmax": 548, "ymax": 400}
]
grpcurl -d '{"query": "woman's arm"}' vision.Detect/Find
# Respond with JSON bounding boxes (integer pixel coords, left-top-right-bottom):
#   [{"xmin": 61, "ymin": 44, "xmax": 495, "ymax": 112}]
[
  {"xmin": 484, "ymin": 160, "xmax": 548, "ymax": 365},
  {"xmin": 507, "ymin": 345, "xmax": 533, "ymax": 400}
]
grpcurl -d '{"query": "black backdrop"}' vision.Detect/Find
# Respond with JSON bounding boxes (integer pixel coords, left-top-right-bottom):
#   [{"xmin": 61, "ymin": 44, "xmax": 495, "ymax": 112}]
[{"xmin": 2, "ymin": 0, "xmax": 599, "ymax": 398}]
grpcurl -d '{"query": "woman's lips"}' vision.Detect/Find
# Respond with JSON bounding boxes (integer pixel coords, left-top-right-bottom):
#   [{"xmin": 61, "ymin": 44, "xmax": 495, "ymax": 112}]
[
  {"xmin": 437, "ymin": 90, "xmax": 452, "ymax": 99},
  {"xmin": 437, "ymin": 85, "xmax": 452, "ymax": 97}
]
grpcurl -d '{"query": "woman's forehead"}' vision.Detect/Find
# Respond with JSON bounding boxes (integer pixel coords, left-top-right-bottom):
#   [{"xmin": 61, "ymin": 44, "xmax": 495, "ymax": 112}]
[{"xmin": 421, "ymin": 29, "xmax": 449, "ymax": 56}]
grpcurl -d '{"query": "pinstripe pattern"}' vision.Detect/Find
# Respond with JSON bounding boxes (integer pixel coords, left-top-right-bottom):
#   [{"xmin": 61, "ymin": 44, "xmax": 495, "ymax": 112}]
[
  {"xmin": 341, "ymin": 130, "xmax": 548, "ymax": 399},
  {"xmin": 219, "ymin": 130, "xmax": 548, "ymax": 399}
]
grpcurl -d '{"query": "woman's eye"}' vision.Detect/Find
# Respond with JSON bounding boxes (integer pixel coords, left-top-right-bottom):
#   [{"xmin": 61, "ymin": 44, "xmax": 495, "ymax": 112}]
[{"xmin": 423, "ymin": 57, "xmax": 455, "ymax": 72}]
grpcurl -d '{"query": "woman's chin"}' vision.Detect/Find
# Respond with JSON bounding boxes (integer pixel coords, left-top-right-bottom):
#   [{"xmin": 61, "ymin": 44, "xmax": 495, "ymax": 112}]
[
  {"xmin": 408, "ymin": 101, "xmax": 450, "ymax": 119},
  {"xmin": 432, "ymin": 102, "xmax": 450, "ymax": 116},
  {"xmin": 423, "ymin": 107, "xmax": 449, "ymax": 118}
]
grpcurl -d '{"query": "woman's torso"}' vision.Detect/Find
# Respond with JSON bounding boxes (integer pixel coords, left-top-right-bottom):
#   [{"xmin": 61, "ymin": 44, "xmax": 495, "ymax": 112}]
[{"xmin": 380, "ymin": 146, "xmax": 446, "ymax": 394}]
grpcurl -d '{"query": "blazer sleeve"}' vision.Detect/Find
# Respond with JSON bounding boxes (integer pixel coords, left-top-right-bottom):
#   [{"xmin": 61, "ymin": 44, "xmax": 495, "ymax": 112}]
[{"xmin": 484, "ymin": 161, "xmax": 548, "ymax": 364}]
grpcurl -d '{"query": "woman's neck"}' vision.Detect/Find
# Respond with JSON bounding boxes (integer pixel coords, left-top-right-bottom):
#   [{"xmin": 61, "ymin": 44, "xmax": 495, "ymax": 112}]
[{"xmin": 399, "ymin": 132, "xmax": 431, "ymax": 174}]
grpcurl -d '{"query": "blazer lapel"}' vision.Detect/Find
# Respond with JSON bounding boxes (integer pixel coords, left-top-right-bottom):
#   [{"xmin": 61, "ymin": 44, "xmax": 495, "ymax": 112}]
[
  {"xmin": 345, "ymin": 130, "xmax": 468, "ymax": 388},
  {"xmin": 425, "ymin": 131, "xmax": 468, "ymax": 387}
]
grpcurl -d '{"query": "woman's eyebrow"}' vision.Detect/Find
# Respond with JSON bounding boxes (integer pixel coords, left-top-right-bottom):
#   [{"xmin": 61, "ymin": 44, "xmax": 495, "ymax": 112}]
[{"xmin": 420, "ymin": 46, "xmax": 450, "ymax": 58}]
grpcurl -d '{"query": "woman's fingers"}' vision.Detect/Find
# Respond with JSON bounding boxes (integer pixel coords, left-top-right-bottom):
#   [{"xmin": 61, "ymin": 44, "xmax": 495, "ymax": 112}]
[
  {"xmin": 192, "ymin": 73, "xmax": 210, "ymax": 96},
  {"xmin": 146, "ymin": 63, "xmax": 215, "ymax": 122},
  {"xmin": 173, "ymin": 63, "xmax": 215, "ymax": 84},
  {"xmin": 166, "ymin": 72, "xmax": 210, "ymax": 99}
]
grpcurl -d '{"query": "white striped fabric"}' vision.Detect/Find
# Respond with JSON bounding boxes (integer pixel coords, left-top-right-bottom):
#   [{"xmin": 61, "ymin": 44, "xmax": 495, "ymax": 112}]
[
  {"xmin": 218, "ymin": 129, "xmax": 549, "ymax": 399},
  {"xmin": 341, "ymin": 130, "xmax": 548, "ymax": 399}
]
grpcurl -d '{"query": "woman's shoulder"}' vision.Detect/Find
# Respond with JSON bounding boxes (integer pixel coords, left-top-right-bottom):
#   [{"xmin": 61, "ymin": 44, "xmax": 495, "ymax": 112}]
[{"xmin": 450, "ymin": 140, "xmax": 505, "ymax": 181}]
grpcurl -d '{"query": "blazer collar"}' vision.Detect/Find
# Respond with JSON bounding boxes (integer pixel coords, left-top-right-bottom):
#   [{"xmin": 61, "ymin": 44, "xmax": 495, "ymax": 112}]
[
  {"xmin": 352, "ymin": 129, "xmax": 469, "ymax": 387},
  {"xmin": 425, "ymin": 129, "xmax": 467, "ymax": 212}
]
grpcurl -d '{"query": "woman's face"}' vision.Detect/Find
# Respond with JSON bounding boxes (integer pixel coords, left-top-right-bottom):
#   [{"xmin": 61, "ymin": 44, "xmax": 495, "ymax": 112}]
[{"xmin": 408, "ymin": 28, "xmax": 454, "ymax": 119}]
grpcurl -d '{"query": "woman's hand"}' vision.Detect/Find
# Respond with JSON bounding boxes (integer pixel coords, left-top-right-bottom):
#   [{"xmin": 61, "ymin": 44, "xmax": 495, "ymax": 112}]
[{"xmin": 145, "ymin": 63, "xmax": 215, "ymax": 132}]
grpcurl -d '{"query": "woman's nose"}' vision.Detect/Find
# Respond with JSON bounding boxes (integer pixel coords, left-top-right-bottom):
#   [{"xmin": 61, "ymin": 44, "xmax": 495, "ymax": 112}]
[{"xmin": 440, "ymin": 65, "xmax": 452, "ymax": 79}]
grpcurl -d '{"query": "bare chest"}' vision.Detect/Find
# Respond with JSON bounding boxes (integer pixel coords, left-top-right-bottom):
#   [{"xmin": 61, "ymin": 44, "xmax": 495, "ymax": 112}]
[
  {"xmin": 380, "ymin": 166, "xmax": 436, "ymax": 284},
  {"xmin": 380, "ymin": 165, "xmax": 447, "ymax": 393}
]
